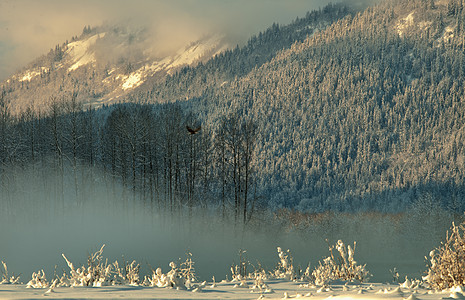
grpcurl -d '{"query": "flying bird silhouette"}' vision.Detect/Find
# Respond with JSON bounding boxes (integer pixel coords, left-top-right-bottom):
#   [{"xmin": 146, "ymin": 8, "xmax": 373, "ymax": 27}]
[{"xmin": 186, "ymin": 125, "xmax": 201, "ymax": 134}]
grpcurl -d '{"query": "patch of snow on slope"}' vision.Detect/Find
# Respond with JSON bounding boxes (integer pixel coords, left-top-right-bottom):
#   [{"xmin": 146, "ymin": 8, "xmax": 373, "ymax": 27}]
[
  {"xmin": 397, "ymin": 12, "xmax": 415, "ymax": 37},
  {"xmin": 19, "ymin": 71, "xmax": 40, "ymax": 82},
  {"xmin": 18, "ymin": 67, "xmax": 48, "ymax": 82},
  {"xmin": 121, "ymin": 71, "xmax": 143, "ymax": 90},
  {"xmin": 142, "ymin": 35, "xmax": 228, "ymax": 76},
  {"xmin": 67, "ymin": 33, "xmax": 105, "ymax": 72},
  {"xmin": 115, "ymin": 35, "xmax": 228, "ymax": 91},
  {"xmin": 168, "ymin": 35, "xmax": 226, "ymax": 71}
]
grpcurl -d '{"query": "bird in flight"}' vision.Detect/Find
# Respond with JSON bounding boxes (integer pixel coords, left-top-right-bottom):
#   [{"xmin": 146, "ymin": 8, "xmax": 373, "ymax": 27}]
[{"xmin": 186, "ymin": 125, "xmax": 201, "ymax": 134}]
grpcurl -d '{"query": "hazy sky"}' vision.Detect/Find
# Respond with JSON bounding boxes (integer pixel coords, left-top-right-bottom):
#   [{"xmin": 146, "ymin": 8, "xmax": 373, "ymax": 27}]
[{"xmin": 0, "ymin": 0, "xmax": 358, "ymax": 81}]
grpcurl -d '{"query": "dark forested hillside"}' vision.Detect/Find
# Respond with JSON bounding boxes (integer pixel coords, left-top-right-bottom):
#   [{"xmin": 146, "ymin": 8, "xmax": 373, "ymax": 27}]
[
  {"xmin": 1, "ymin": 0, "xmax": 465, "ymax": 219},
  {"xmin": 216, "ymin": 0, "xmax": 465, "ymax": 212},
  {"xmin": 163, "ymin": 0, "xmax": 465, "ymax": 212}
]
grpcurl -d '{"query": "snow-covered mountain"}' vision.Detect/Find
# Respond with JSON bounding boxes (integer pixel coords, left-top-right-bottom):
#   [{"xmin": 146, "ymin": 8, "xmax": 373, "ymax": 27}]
[
  {"xmin": 1, "ymin": 26, "xmax": 229, "ymax": 114},
  {"xmin": 0, "ymin": 3, "xmax": 352, "ymax": 115}
]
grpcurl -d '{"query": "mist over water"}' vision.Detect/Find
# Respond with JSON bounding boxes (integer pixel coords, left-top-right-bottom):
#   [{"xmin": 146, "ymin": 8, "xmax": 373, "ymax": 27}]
[{"xmin": 0, "ymin": 165, "xmax": 456, "ymax": 283}]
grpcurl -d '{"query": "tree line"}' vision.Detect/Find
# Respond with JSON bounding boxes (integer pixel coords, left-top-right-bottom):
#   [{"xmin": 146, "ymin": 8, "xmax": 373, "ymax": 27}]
[{"xmin": 0, "ymin": 92, "xmax": 259, "ymax": 224}]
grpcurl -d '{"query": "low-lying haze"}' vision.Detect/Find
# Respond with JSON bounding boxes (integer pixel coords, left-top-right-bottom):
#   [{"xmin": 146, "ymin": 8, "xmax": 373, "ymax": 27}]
[
  {"xmin": 0, "ymin": 165, "xmax": 454, "ymax": 283},
  {"xmin": 0, "ymin": 0, "xmax": 379, "ymax": 82}
]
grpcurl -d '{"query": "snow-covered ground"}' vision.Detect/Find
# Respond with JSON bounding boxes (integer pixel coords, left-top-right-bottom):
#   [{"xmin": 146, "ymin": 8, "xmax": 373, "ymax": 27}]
[{"xmin": 0, "ymin": 280, "xmax": 462, "ymax": 299}]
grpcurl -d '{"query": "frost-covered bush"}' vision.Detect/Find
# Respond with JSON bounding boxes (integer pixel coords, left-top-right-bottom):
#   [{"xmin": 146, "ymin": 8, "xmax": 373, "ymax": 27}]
[
  {"xmin": 230, "ymin": 249, "xmax": 249, "ymax": 282},
  {"xmin": 56, "ymin": 272, "xmax": 71, "ymax": 287},
  {"xmin": 250, "ymin": 272, "xmax": 274, "ymax": 294},
  {"xmin": 311, "ymin": 240, "xmax": 370, "ymax": 285},
  {"xmin": 62, "ymin": 244, "xmax": 113, "ymax": 287},
  {"xmin": 180, "ymin": 252, "xmax": 196, "ymax": 284},
  {"xmin": 61, "ymin": 244, "xmax": 144, "ymax": 287},
  {"xmin": 0, "ymin": 261, "xmax": 20, "ymax": 284},
  {"xmin": 424, "ymin": 221, "xmax": 465, "ymax": 290},
  {"xmin": 249, "ymin": 262, "xmax": 269, "ymax": 282},
  {"xmin": 166, "ymin": 261, "xmax": 186, "ymax": 289},
  {"xmin": 273, "ymin": 247, "xmax": 295, "ymax": 280},
  {"xmin": 113, "ymin": 260, "xmax": 140, "ymax": 285},
  {"xmin": 143, "ymin": 253, "xmax": 197, "ymax": 289},
  {"xmin": 144, "ymin": 267, "xmax": 170, "ymax": 287},
  {"xmin": 26, "ymin": 270, "xmax": 49, "ymax": 288},
  {"xmin": 228, "ymin": 249, "xmax": 272, "ymax": 290}
]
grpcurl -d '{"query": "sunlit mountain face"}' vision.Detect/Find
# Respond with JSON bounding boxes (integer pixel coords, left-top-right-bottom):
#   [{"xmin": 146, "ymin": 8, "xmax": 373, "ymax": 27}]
[{"xmin": 1, "ymin": 24, "xmax": 230, "ymax": 114}]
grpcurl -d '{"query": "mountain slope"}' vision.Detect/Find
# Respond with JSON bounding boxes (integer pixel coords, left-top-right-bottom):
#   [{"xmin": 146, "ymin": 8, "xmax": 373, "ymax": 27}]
[
  {"xmin": 0, "ymin": 4, "xmax": 352, "ymax": 115},
  {"xmin": 1, "ymin": 26, "xmax": 229, "ymax": 114},
  {"xmin": 131, "ymin": 3, "xmax": 352, "ymax": 103}
]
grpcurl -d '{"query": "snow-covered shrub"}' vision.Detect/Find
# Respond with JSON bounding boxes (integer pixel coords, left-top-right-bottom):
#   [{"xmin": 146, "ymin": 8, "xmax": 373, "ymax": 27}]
[
  {"xmin": 143, "ymin": 252, "xmax": 198, "ymax": 289},
  {"xmin": 56, "ymin": 272, "xmax": 71, "ymax": 287},
  {"xmin": 312, "ymin": 240, "xmax": 370, "ymax": 285},
  {"xmin": 0, "ymin": 261, "xmax": 20, "ymax": 284},
  {"xmin": 144, "ymin": 267, "xmax": 169, "ymax": 287},
  {"xmin": 400, "ymin": 276, "xmax": 421, "ymax": 289},
  {"xmin": 231, "ymin": 249, "xmax": 249, "ymax": 282},
  {"xmin": 390, "ymin": 267, "xmax": 400, "ymax": 283},
  {"xmin": 250, "ymin": 271, "xmax": 274, "ymax": 294},
  {"xmin": 301, "ymin": 264, "xmax": 314, "ymax": 282},
  {"xmin": 180, "ymin": 252, "xmax": 196, "ymax": 284},
  {"xmin": 62, "ymin": 244, "xmax": 113, "ymax": 287},
  {"xmin": 166, "ymin": 261, "xmax": 186, "ymax": 289},
  {"xmin": 113, "ymin": 260, "xmax": 140, "ymax": 285},
  {"xmin": 273, "ymin": 247, "xmax": 295, "ymax": 280},
  {"xmin": 170, "ymin": 252, "xmax": 200, "ymax": 289},
  {"xmin": 62, "ymin": 245, "xmax": 142, "ymax": 287},
  {"xmin": 424, "ymin": 221, "xmax": 465, "ymax": 290},
  {"xmin": 26, "ymin": 270, "xmax": 49, "ymax": 288},
  {"xmin": 144, "ymin": 257, "xmax": 196, "ymax": 290},
  {"xmin": 250, "ymin": 262, "xmax": 269, "ymax": 282}
]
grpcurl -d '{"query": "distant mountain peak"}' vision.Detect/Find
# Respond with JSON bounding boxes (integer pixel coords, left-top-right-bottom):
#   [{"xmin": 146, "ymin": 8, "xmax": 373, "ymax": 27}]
[{"xmin": 1, "ymin": 25, "xmax": 230, "ymax": 114}]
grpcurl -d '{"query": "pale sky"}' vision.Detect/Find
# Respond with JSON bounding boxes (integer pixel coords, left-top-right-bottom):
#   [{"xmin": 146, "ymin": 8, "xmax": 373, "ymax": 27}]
[{"xmin": 0, "ymin": 0, "xmax": 371, "ymax": 81}]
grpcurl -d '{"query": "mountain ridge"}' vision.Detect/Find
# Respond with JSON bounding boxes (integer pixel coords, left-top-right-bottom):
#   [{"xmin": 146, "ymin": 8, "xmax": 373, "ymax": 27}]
[
  {"xmin": 1, "ymin": 25, "xmax": 230, "ymax": 114},
  {"xmin": 1, "ymin": 3, "xmax": 352, "ymax": 115}
]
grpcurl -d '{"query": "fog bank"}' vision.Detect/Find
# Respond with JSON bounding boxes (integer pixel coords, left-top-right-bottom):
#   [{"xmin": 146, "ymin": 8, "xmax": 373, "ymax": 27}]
[{"xmin": 0, "ymin": 164, "xmax": 454, "ymax": 283}]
